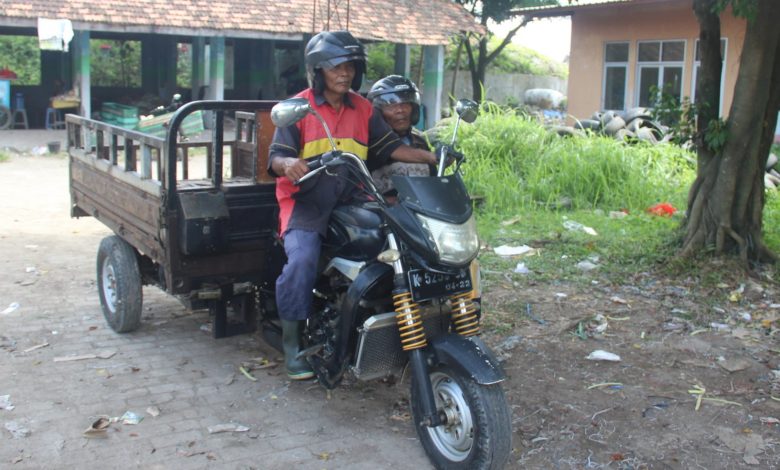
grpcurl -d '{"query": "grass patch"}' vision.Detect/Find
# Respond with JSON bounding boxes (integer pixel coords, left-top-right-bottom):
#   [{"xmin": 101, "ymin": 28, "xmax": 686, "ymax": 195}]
[
  {"xmin": 0, "ymin": 151, "xmax": 9, "ymax": 163},
  {"xmin": 446, "ymin": 102, "xmax": 696, "ymax": 284},
  {"xmin": 455, "ymin": 102, "xmax": 695, "ymax": 217},
  {"xmin": 476, "ymin": 208, "xmax": 682, "ymax": 286},
  {"xmin": 450, "ymin": 105, "xmax": 780, "ymax": 331}
]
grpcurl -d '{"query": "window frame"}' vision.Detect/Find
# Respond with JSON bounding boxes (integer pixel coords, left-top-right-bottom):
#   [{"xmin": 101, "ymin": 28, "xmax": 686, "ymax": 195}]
[
  {"xmin": 634, "ymin": 39, "xmax": 687, "ymax": 108},
  {"xmin": 601, "ymin": 41, "xmax": 629, "ymax": 111}
]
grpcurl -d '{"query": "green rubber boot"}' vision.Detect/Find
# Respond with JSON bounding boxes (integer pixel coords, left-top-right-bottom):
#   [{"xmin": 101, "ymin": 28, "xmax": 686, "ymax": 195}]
[{"xmin": 281, "ymin": 320, "xmax": 314, "ymax": 380}]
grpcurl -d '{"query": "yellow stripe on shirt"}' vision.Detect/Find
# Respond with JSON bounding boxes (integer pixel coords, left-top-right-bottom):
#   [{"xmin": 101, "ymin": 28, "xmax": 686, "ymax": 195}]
[{"xmin": 300, "ymin": 137, "xmax": 368, "ymax": 160}]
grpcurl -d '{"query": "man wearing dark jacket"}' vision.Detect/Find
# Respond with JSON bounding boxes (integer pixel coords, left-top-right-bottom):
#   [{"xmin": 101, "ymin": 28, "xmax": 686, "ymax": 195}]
[
  {"xmin": 268, "ymin": 31, "xmax": 436, "ymax": 379},
  {"xmin": 367, "ymin": 75, "xmax": 433, "ymax": 198}
]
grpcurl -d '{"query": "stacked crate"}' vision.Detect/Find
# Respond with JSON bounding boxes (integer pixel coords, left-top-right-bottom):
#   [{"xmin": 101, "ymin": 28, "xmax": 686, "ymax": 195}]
[
  {"xmin": 136, "ymin": 110, "xmax": 205, "ymax": 139},
  {"xmin": 100, "ymin": 102, "xmax": 139, "ymax": 129}
]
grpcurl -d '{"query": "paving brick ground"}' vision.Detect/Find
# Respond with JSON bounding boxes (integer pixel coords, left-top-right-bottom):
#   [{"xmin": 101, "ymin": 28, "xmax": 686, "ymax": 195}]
[{"xmin": 0, "ymin": 153, "xmax": 433, "ymax": 469}]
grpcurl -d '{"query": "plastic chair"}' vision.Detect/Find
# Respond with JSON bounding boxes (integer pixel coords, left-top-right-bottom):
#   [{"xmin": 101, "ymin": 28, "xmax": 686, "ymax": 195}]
[
  {"xmin": 12, "ymin": 92, "xmax": 28, "ymax": 129},
  {"xmin": 45, "ymin": 107, "xmax": 64, "ymax": 130}
]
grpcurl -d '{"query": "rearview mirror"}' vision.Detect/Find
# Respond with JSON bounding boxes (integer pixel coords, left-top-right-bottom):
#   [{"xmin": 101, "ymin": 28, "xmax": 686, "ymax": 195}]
[
  {"xmin": 271, "ymin": 98, "xmax": 312, "ymax": 128},
  {"xmin": 455, "ymin": 99, "xmax": 478, "ymax": 123}
]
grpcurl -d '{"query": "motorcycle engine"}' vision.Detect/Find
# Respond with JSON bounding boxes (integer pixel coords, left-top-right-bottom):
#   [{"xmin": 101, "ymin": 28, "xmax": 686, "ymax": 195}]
[{"xmin": 304, "ymin": 281, "xmax": 348, "ymax": 389}]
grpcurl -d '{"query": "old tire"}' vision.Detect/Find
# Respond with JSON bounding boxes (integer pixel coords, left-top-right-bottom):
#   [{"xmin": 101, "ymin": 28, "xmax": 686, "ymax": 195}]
[
  {"xmin": 411, "ymin": 366, "xmax": 511, "ymax": 470},
  {"xmin": 97, "ymin": 235, "xmax": 142, "ymax": 333}
]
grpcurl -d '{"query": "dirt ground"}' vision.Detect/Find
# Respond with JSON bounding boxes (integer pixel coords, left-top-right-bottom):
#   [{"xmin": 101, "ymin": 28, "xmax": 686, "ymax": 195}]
[
  {"xmin": 481, "ymin": 255, "xmax": 780, "ymax": 468},
  {"xmin": 1, "ymin": 150, "xmax": 780, "ymax": 468}
]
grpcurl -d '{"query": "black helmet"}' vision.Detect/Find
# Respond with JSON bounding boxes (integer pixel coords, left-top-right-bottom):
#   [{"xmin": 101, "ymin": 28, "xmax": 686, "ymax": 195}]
[
  {"xmin": 367, "ymin": 75, "xmax": 422, "ymax": 125},
  {"xmin": 305, "ymin": 30, "xmax": 366, "ymax": 94}
]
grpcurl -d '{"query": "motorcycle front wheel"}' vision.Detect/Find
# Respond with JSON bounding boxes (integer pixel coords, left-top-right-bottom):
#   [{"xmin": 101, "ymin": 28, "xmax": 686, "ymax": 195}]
[{"xmin": 411, "ymin": 365, "xmax": 511, "ymax": 470}]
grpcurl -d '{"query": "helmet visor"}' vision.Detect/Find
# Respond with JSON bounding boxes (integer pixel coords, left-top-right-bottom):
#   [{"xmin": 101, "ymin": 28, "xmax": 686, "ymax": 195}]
[
  {"xmin": 319, "ymin": 53, "xmax": 366, "ymax": 70},
  {"xmin": 372, "ymin": 89, "xmax": 420, "ymax": 108}
]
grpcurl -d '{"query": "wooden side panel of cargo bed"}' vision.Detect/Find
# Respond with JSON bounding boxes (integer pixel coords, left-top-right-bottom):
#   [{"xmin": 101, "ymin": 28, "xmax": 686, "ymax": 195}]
[
  {"xmin": 69, "ymin": 152, "xmax": 165, "ymax": 264},
  {"xmin": 256, "ymin": 110, "xmax": 276, "ymax": 183}
]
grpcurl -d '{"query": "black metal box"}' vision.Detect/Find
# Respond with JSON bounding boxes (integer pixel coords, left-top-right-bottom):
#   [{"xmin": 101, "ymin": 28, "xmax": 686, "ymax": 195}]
[{"xmin": 178, "ymin": 191, "xmax": 230, "ymax": 256}]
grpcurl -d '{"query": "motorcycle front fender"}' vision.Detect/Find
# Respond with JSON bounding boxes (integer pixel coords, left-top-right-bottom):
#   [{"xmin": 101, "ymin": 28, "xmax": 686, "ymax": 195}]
[{"xmin": 426, "ymin": 334, "xmax": 506, "ymax": 385}]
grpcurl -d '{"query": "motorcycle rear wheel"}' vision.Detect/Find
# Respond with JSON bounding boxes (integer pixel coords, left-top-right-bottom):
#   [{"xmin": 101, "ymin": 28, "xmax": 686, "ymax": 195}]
[
  {"xmin": 96, "ymin": 235, "xmax": 142, "ymax": 333},
  {"xmin": 411, "ymin": 365, "xmax": 511, "ymax": 470}
]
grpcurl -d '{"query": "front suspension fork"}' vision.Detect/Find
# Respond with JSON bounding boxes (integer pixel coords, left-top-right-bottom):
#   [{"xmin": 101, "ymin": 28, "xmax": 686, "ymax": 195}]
[{"xmin": 386, "ymin": 234, "xmax": 441, "ymax": 427}]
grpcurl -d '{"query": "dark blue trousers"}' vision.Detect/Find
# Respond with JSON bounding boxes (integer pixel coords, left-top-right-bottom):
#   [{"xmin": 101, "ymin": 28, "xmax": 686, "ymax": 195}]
[{"xmin": 275, "ymin": 229, "xmax": 322, "ymax": 321}]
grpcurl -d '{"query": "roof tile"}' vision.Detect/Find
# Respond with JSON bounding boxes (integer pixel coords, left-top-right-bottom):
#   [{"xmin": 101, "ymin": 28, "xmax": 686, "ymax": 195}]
[{"xmin": 0, "ymin": 0, "xmax": 481, "ymax": 45}]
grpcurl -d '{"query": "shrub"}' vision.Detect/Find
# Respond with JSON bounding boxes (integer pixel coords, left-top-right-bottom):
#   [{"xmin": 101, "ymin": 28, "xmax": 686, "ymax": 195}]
[{"xmin": 449, "ymin": 102, "xmax": 696, "ymax": 216}]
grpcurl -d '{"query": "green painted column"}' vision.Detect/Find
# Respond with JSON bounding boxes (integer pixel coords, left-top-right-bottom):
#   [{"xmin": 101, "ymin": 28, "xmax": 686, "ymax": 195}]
[
  {"xmin": 191, "ymin": 37, "xmax": 206, "ymax": 100},
  {"xmin": 394, "ymin": 44, "xmax": 411, "ymax": 77},
  {"xmin": 72, "ymin": 31, "xmax": 90, "ymax": 118},
  {"xmin": 208, "ymin": 37, "xmax": 225, "ymax": 100},
  {"xmin": 422, "ymin": 45, "xmax": 444, "ymax": 129},
  {"xmin": 251, "ymin": 40, "xmax": 277, "ymax": 100}
]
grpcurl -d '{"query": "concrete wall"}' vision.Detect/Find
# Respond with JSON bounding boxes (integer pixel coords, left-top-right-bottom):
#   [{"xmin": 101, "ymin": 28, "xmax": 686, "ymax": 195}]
[
  {"xmin": 567, "ymin": 1, "xmax": 746, "ymax": 122},
  {"xmin": 442, "ymin": 71, "xmax": 567, "ymax": 106}
]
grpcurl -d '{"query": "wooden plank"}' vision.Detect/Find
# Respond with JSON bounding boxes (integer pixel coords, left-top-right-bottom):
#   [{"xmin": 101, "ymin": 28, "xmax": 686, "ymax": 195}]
[
  {"xmin": 141, "ymin": 143, "xmax": 152, "ymax": 179},
  {"xmin": 71, "ymin": 151, "xmax": 162, "ymax": 196},
  {"xmin": 70, "ymin": 160, "xmax": 165, "ymax": 264},
  {"xmin": 69, "ymin": 162, "xmax": 161, "ymax": 233},
  {"xmin": 125, "ymin": 136, "xmax": 136, "ymax": 172},
  {"xmin": 255, "ymin": 110, "xmax": 276, "ymax": 183},
  {"xmin": 110, "ymin": 134, "xmax": 118, "ymax": 165}
]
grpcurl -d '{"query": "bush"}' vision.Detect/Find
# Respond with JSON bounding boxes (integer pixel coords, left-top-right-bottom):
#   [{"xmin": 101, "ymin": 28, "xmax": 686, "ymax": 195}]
[{"xmin": 449, "ymin": 102, "xmax": 696, "ymax": 216}]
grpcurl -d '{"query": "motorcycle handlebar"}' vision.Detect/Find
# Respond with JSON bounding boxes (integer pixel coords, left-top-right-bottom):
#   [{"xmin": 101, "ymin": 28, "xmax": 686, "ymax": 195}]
[
  {"xmin": 435, "ymin": 144, "xmax": 464, "ymax": 177},
  {"xmin": 293, "ymin": 157, "xmax": 325, "ymax": 185}
]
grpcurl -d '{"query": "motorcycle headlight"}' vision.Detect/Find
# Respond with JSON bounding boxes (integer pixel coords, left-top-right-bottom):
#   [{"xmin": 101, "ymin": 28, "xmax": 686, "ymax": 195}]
[{"xmin": 416, "ymin": 214, "xmax": 480, "ymax": 265}]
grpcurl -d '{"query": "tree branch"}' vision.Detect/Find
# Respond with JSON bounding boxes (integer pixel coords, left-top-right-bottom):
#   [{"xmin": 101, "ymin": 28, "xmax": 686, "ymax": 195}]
[
  {"xmin": 485, "ymin": 17, "xmax": 531, "ymax": 63},
  {"xmin": 463, "ymin": 33, "xmax": 477, "ymax": 77}
]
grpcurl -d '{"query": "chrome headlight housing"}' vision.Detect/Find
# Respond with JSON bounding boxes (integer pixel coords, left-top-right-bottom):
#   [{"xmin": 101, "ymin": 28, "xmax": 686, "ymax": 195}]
[{"xmin": 416, "ymin": 214, "xmax": 479, "ymax": 265}]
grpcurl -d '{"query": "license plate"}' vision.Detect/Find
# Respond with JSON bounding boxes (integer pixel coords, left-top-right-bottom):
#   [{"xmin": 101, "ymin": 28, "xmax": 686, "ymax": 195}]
[{"xmin": 408, "ymin": 268, "xmax": 472, "ymax": 302}]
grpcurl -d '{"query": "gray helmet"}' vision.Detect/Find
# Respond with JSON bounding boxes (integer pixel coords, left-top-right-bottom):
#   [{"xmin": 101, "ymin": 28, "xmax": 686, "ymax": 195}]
[
  {"xmin": 305, "ymin": 31, "xmax": 366, "ymax": 94},
  {"xmin": 367, "ymin": 75, "xmax": 421, "ymax": 125}
]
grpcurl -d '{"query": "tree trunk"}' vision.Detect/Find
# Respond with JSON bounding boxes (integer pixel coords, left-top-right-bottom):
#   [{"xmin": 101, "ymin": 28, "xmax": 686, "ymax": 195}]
[
  {"xmin": 682, "ymin": 0, "xmax": 780, "ymax": 263},
  {"xmin": 450, "ymin": 37, "xmax": 464, "ymax": 108},
  {"xmin": 692, "ymin": 0, "xmax": 721, "ymax": 166},
  {"xmin": 465, "ymin": 33, "xmax": 488, "ymax": 102}
]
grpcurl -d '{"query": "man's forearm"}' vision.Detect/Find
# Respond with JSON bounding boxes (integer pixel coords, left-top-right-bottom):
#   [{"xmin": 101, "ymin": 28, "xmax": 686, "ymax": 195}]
[
  {"xmin": 390, "ymin": 145, "xmax": 437, "ymax": 166},
  {"xmin": 271, "ymin": 155, "xmax": 309, "ymax": 181}
]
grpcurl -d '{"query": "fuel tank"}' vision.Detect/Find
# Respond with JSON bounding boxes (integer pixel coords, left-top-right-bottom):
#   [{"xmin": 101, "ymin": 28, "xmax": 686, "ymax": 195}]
[{"xmin": 323, "ymin": 204, "xmax": 384, "ymax": 261}]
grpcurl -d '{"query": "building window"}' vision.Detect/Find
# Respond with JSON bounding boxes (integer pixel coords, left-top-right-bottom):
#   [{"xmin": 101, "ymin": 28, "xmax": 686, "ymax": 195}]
[
  {"xmin": 91, "ymin": 39, "xmax": 142, "ymax": 87},
  {"xmin": 636, "ymin": 40, "xmax": 686, "ymax": 107},
  {"xmin": 602, "ymin": 42, "xmax": 629, "ymax": 111},
  {"xmin": 691, "ymin": 38, "xmax": 727, "ymax": 115}
]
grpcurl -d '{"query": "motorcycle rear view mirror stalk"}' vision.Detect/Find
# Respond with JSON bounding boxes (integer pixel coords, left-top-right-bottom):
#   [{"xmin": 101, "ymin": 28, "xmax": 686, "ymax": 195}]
[
  {"xmin": 271, "ymin": 98, "xmax": 338, "ymax": 152},
  {"xmin": 271, "ymin": 98, "xmax": 340, "ymax": 185},
  {"xmin": 437, "ymin": 99, "xmax": 478, "ymax": 176}
]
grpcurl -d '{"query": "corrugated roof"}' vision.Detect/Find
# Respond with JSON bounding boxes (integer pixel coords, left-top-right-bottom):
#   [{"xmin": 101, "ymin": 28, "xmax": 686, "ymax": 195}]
[
  {"xmin": 511, "ymin": 0, "xmax": 679, "ymax": 17},
  {"xmin": 0, "ymin": 0, "xmax": 481, "ymax": 45}
]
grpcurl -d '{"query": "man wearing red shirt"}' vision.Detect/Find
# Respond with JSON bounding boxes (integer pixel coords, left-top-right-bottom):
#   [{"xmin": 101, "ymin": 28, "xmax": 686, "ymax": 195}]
[{"xmin": 269, "ymin": 30, "xmax": 435, "ymax": 380}]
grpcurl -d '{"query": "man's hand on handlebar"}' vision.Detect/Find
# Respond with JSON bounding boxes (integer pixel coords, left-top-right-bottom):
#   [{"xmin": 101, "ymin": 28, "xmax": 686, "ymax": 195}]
[
  {"xmin": 281, "ymin": 157, "xmax": 310, "ymax": 183},
  {"xmin": 434, "ymin": 144, "xmax": 463, "ymax": 168}
]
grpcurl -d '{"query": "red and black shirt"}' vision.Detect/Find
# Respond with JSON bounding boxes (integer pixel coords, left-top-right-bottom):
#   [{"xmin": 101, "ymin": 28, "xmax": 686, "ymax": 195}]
[{"xmin": 269, "ymin": 88, "xmax": 402, "ymax": 236}]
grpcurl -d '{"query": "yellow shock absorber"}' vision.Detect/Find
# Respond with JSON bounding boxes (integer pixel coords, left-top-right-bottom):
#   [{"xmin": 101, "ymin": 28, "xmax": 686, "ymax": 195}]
[
  {"xmin": 450, "ymin": 291, "xmax": 480, "ymax": 337},
  {"xmin": 393, "ymin": 290, "xmax": 427, "ymax": 351}
]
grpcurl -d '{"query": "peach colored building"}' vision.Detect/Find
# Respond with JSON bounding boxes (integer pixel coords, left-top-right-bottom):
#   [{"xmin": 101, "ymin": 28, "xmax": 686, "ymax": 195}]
[{"xmin": 524, "ymin": 0, "xmax": 746, "ymax": 122}]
